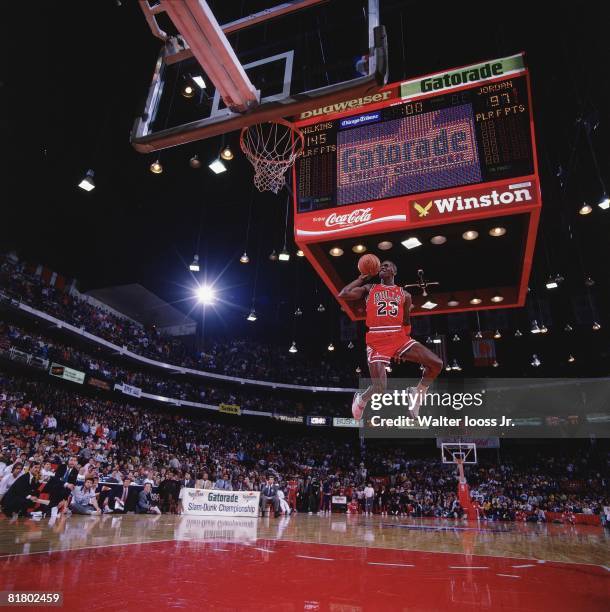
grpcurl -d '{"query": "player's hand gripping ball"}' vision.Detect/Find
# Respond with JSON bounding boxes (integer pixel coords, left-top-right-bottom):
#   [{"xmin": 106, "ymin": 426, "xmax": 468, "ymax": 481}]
[{"xmin": 357, "ymin": 254, "xmax": 381, "ymax": 276}]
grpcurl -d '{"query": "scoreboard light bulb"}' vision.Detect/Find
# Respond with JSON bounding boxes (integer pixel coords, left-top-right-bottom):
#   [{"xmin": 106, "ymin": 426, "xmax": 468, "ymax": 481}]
[
  {"xmin": 491, "ymin": 294, "xmax": 504, "ymax": 303},
  {"xmin": 352, "ymin": 244, "xmax": 367, "ymax": 253},
  {"xmin": 462, "ymin": 230, "xmax": 479, "ymax": 241},
  {"xmin": 469, "ymin": 296, "xmax": 482, "ymax": 305},
  {"xmin": 401, "ymin": 237, "xmax": 422, "ymax": 250},
  {"xmin": 489, "ymin": 227, "xmax": 506, "ymax": 237},
  {"xmin": 378, "ymin": 241, "xmax": 393, "ymax": 250},
  {"xmin": 296, "ymin": 249, "xmax": 304, "ymax": 257},
  {"xmin": 430, "ymin": 235, "xmax": 447, "ymax": 245},
  {"xmin": 329, "ymin": 247, "xmax": 344, "ymax": 257},
  {"xmin": 579, "ymin": 203, "xmax": 592, "ymax": 215}
]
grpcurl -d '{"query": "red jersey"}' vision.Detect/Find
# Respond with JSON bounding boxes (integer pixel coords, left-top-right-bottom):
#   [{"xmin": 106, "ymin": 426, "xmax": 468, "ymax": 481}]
[{"xmin": 365, "ymin": 284, "xmax": 406, "ymax": 331}]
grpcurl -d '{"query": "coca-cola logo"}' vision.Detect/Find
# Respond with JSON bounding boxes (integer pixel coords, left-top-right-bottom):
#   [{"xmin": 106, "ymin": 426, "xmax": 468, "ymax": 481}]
[{"xmin": 325, "ymin": 208, "xmax": 373, "ymax": 228}]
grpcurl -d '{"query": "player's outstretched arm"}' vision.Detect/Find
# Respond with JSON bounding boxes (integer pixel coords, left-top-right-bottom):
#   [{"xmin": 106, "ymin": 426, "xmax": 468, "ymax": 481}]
[{"xmin": 338, "ymin": 275, "xmax": 371, "ymax": 301}]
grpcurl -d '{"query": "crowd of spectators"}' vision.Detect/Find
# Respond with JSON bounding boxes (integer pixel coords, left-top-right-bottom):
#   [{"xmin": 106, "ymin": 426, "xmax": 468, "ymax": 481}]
[
  {"xmin": 0, "ymin": 254, "xmax": 354, "ymax": 386},
  {"xmin": 0, "ymin": 322, "xmax": 348, "ymax": 416},
  {"xmin": 1, "ymin": 372, "xmax": 608, "ymax": 523}
]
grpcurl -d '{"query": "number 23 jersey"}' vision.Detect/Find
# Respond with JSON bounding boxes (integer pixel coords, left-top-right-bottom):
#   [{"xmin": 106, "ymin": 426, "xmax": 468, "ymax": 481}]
[{"xmin": 365, "ymin": 284, "xmax": 406, "ymax": 331}]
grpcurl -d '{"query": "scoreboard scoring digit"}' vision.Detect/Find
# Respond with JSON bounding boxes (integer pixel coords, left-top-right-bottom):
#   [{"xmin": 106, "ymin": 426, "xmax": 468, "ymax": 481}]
[{"xmin": 295, "ymin": 73, "xmax": 535, "ymax": 213}]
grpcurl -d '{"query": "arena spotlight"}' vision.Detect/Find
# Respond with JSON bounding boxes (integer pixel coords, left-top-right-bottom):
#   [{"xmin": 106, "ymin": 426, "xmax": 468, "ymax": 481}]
[
  {"xmin": 592, "ymin": 321, "xmax": 601, "ymax": 331},
  {"xmin": 289, "ymin": 341, "xmax": 298, "ymax": 353},
  {"xmin": 196, "ymin": 285, "xmax": 215, "ymax": 304},
  {"xmin": 579, "ymin": 202, "xmax": 592, "ymax": 215},
  {"xmin": 189, "ymin": 255, "xmax": 200, "ymax": 272},
  {"xmin": 239, "ymin": 252, "xmax": 250, "ymax": 264},
  {"xmin": 401, "ymin": 237, "xmax": 422, "ymax": 250},
  {"xmin": 150, "ymin": 159, "xmax": 163, "ymax": 174},
  {"xmin": 598, "ymin": 192, "xmax": 610, "ymax": 210},
  {"xmin": 208, "ymin": 158, "xmax": 227, "ymax": 174},
  {"xmin": 78, "ymin": 169, "xmax": 95, "ymax": 191},
  {"xmin": 531, "ymin": 354, "xmax": 541, "ymax": 367},
  {"xmin": 352, "ymin": 244, "xmax": 367, "ymax": 253},
  {"xmin": 220, "ymin": 146, "xmax": 234, "ymax": 161},
  {"xmin": 327, "ymin": 343, "xmax": 335, "ymax": 351},
  {"xmin": 494, "ymin": 329, "xmax": 502, "ymax": 339},
  {"xmin": 296, "ymin": 249, "xmax": 304, "ymax": 257},
  {"xmin": 246, "ymin": 309, "xmax": 257, "ymax": 322},
  {"xmin": 189, "ymin": 155, "xmax": 202, "ymax": 169},
  {"xmin": 278, "ymin": 249, "xmax": 290, "ymax": 262}
]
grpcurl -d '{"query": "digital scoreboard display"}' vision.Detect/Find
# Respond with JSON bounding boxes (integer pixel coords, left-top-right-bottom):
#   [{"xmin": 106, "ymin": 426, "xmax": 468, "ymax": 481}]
[{"xmin": 296, "ymin": 75, "xmax": 534, "ymax": 212}]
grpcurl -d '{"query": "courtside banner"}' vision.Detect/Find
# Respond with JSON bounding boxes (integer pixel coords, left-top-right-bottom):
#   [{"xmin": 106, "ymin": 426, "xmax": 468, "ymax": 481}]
[
  {"xmin": 182, "ymin": 489, "xmax": 260, "ymax": 518},
  {"xmin": 174, "ymin": 516, "xmax": 258, "ymax": 542},
  {"xmin": 400, "ymin": 54, "xmax": 526, "ymax": 100},
  {"xmin": 307, "ymin": 416, "xmax": 331, "ymax": 426}
]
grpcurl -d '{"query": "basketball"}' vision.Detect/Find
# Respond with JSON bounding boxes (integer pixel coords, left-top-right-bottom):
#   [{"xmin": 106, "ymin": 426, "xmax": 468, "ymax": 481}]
[{"xmin": 358, "ymin": 254, "xmax": 381, "ymax": 276}]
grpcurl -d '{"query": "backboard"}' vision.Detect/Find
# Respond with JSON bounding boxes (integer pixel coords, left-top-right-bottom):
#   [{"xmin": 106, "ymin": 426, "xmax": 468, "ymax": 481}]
[
  {"xmin": 131, "ymin": 0, "xmax": 387, "ymax": 153},
  {"xmin": 441, "ymin": 442, "xmax": 477, "ymax": 465}
]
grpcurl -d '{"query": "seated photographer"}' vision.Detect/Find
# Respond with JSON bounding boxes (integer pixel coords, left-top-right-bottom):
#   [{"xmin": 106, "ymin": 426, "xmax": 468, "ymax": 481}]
[{"xmin": 70, "ymin": 477, "xmax": 101, "ymax": 515}]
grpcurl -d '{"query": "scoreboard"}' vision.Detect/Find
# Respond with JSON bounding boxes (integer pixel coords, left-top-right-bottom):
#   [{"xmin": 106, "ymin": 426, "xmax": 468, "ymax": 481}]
[{"xmin": 295, "ymin": 56, "xmax": 535, "ymax": 213}]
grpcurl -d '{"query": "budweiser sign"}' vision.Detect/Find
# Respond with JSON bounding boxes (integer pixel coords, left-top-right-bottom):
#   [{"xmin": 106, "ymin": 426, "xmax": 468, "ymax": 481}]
[{"xmin": 325, "ymin": 208, "xmax": 373, "ymax": 228}]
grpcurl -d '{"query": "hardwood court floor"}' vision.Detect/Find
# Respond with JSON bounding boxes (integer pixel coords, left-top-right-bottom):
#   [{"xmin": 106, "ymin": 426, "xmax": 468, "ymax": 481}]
[{"xmin": 1, "ymin": 513, "xmax": 608, "ymax": 610}]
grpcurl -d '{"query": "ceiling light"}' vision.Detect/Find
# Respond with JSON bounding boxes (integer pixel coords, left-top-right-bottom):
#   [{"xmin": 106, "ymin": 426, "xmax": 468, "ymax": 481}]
[
  {"xmin": 515, "ymin": 329, "xmax": 523, "ymax": 337},
  {"xmin": 430, "ymin": 235, "xmax": 447, "ymax": 245},
  {"xmin": 432, "ymin": 335, "xmax": 442, "ymax": 344},
  {"xmin": 462, "ymin": 230, "xmax": 479, "ymax": 241},
  {"xmin": 239, "ymin": 252, "xmax": 249, "ymax": 264},
  {"xmin": 189, "ymin": 155, "xmax": 201, "ymax": 169},
  {"xmin": 491, "ymin": 294, "xmax": 504, "ymax": 303},
  {"xmin": 289, "ymin": 341, "xmax": 298, "ymax": 353},
  {"xmin": 592, "ymin": 321, "xmax": 601, "ymax": 331},
  {"xmin": 317, "ymin": 304, "xmax": 326, "ymax": 313},
  {"xmin": 598, "ymin": 192, "xmax": 610, "ymax": 210},
  {"xmin": 474, "ymin": 330, "xmax": 483, "ymax": 339},
  {"xmin": 494, "ymin": 330, "xmax": 501, "ymax": 339},
  {"xmin": 327, "ymin": 343, "xmax": 335, "ymax": 351},
  {"xmin": 447, "ymin": 298, "xmax": 460, "ymax": 307},
  {"xmin": 189, "ymin": 255, "xmax": 200, "ymax": 272},
  {"xmin": 269, "ymin": 250, "xmax": 278, "ymax": 261},
  {"xmin": 450, "ymin": 359, "xmax": 462, "ymax": 372},
  {"xmin": 452, "ymin": 334, "xmax": 460, "ymax": 342},
  {"xmin": 492, "ymin": 360, "xmax": 499, "ymax": 368},
  {"xmin": 489, "ymin": 227, "xmax": 506, "ymax": 237},
  {"xmin": 531, "ymin": 354, "xmax": 541, "ymax": 367},
  {"xmin": 279, "ymin": 249, "xmax": 290, "ymax": 262},
  {"xmin": 220, "ymin": 146, "xmax": 234, "ymax": 161},
  {"xmin": 546, "ymin": 274, "xmax": 563, "ymax": 289},
  {"xmin": 329, "ymin": 247, "xmax": 344, "ymax": 257},
  {"xmin": 294, "ymin": 307, "xmax": 302, "ymax": 316},
  {"xmin": 421, "ymin": 300, "xmax": 438, "ymax": 310},
  {"xmin": 296, "ymin": 249, "xmax": 304, "ymax": 257},
  {"xmin": 564, "ymin": 324, "xmax": 573, "ymax": 332},
  {"xmin": 425, "ymin": 336, "xmax": 433, "ymax": 344},
  {"xmin": 445, "ymin": 363, "xmax": 452, "ymax": 372},
  {"xmin": 568, "ymin": 354, "xmax": 575, "ymax": 363},
  {"xmin": 182, "ymin": 84, "xmax": 195, "ymax": 98},
  {"xmin": 579, "ymin": 203, "xmax": 592, "ymax": 215},
  {"xmin": 378, "ymin": 241, "xmax": 393, "ymax": 250},
  {"xmin": 469, "ymin": 296, "xmax": 482, "ymax": 305},
  {"xmin": 385, "ymin": 365, "xmax": 392, "ymax": 373},
  {"xmin": 150, "ymin": 159, "xmax": 163, "ymax": 174},
  {"xmin": 208, "ymin": 158, "xmax": 227, "ymax": 174},
  {"xmin": 348, "ymin": 341, "xmax": 354, "ymax": 349},
  {"xmin": 196, "ymin": 285, "xmax": 215, "ymax": 304},
  {"xmin": 540, "ymin": 324, "xmax": 548, "ymax": 334},
  {"xmin": 401, "ymin": 237, "xmax": 422, "ymax": 250},
  {"xmin": 530, "ymin": 321, "xmax": 540, "ymax": 334},
  {"xmin": 352, "ymin": 244, "xmax": 367, "ymax": 254},
  {"xmin": 246, "ymin": 309, "xmax": 257, "ymax": 322},
  {"xmin": 78, "ymin": 169, "xmax": 95, "ymax": 191},
  {"xmin": 356, "ymin": 366, "xmax": 361, "ymax": 374},
  {"xmin": 192, "ymin": 75, "xmax": 206, "ymax": 89},
  {"xmin": 584, "ymin": 275, "xmax": 595, "ymax": 287}
]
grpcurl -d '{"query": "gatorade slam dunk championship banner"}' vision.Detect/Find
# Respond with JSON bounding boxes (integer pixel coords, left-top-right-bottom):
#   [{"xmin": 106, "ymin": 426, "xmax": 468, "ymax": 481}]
[{"xmin": 182, "ymin": 489, "xmax": 260, "ymax": 518}]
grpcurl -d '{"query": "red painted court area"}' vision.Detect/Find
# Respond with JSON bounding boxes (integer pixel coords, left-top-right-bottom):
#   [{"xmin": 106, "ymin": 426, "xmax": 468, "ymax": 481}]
[{"xmin": 2, "ymin": 539, "xmax": 608, "ymax": 611}]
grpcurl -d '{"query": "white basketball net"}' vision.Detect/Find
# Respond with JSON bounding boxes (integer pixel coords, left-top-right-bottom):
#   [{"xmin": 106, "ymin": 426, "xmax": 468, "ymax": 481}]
[{"xmin": 240, "ymin": 120, "xmax": 304, "ymax": 193}]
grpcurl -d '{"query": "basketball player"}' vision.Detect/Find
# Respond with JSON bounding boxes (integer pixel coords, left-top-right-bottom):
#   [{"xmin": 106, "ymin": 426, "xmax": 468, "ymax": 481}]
[{"xmin": 339, "ymin": 260, "xmax": 443, "ymax": 420}]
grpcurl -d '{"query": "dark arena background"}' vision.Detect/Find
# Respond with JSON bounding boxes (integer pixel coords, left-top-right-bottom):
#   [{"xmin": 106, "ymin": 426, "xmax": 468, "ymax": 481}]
[{"xmin": 1, "ymin": 1, "xmax": 609, "ymax": 611}]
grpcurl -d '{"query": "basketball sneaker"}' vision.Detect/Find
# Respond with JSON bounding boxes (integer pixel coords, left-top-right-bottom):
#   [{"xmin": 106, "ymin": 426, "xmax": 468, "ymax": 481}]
[{"xmin": 352, "ymin": 392, "xmax": 366, "ymax": 420}]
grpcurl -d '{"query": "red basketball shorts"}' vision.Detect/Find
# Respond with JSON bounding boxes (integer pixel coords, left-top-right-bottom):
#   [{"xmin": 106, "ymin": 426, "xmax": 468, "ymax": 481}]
[{"xmin": 365, "ymin": 329, "xmax": 418, "ymax": 365}]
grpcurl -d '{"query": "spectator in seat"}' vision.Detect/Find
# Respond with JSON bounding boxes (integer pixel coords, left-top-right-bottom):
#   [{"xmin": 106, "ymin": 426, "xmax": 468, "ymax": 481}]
[
  {"xmin": 137, "ymin": 482, "xmax": 161, "ymax": 514},
  {"xmin": 0, "ymin": 463, "xmax": 23, "ymax": 502},
  {"xmin": 214, "ymin": 471, "xmax": 233, "ymax": 491},
  {"xmin": 70, "ymin": 477, "xmax": 101, "ymax": 515}
]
